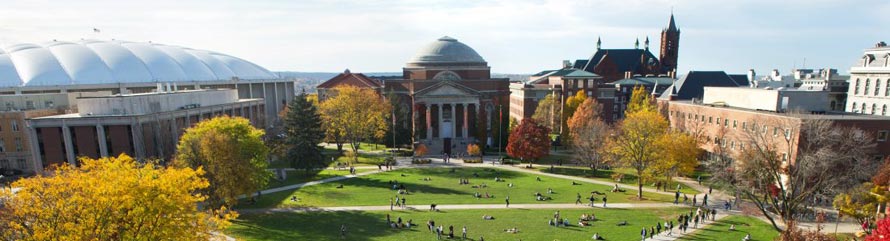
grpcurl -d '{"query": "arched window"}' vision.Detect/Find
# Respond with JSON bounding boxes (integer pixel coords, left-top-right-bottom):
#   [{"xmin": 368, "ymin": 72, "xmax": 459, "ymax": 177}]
[
  {"xmin": 877, "ymin": 79, "xmax": 883, "ymax": 96},
  {"xmin": 886, "ymin": 81, "xmax": 890, "ymax": 96},
  {"xmin": 855, "ymin": 79, "xmax": 860, "ymax": 94},
  {"xmin": 883, "ymin": 105, "xmax": 888, "ymax": 116},
  {"xmin": 432, "ymin": 71, "xmax": 462, "ymax": 81},
  {"xmin": 862, "ymin": 103, "xmax": 868, "ymax": 114},
  {"xmin": 852, "ymin": 102, "xmax": 858, "ymax": 112},
  {"xmin": 873, "ymin": 104, "xmax": 878, "ymax": 115},
  {"xmin": 865, "ymin": 79, "xmax": 871, "ymax": 96}
]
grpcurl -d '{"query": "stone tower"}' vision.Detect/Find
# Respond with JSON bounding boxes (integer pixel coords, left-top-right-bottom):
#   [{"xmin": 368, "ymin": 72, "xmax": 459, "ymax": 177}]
[{"xmin": 660, "ymin": 13, "xmax": 680, "ymax": 72}]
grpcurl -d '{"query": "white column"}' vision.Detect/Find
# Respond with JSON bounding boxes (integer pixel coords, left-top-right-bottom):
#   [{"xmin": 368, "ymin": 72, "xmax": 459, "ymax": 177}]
[
  {"xmin": 463, "ymin": 103, "xmax": 468, "ymax": 139},
  {"xmin": 436, "ymin": 104, "xmax": 443, "ymax": 139},
  {"xmin": 61, "ymin": 124, "xmax": 75, "ymax": 165},
  {"xmin": 96, "ymin": 124, "xmax": 108, "ymax": 157},
  {"xmin": 28, "ymin": 126, "xmax": 43, "ymax": 171},
  {"xmin": 450, "ymin": 104, "xmax": 456, "ymax": 138},
  {"xmin": 131, "ymin": 120, "xmax": 145, "ymax": 160}
]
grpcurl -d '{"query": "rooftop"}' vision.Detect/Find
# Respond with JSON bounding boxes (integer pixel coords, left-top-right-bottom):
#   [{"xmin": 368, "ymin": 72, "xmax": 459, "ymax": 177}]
[{"xmin": 672, "ymin": 100, "xmax": 888, "ymax": 121}]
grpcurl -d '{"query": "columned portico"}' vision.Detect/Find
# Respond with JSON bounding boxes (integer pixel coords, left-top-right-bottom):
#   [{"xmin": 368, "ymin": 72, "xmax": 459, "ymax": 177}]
[{"xmin": 418, "ymin": 101, "xmax": 478, "ymax": 142}]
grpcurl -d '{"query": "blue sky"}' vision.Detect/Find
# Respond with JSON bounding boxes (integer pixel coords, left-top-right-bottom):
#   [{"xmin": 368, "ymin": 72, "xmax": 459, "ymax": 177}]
[{"xmin": 1, "ymin": 0, "xmax": 888, "ymax": 75}]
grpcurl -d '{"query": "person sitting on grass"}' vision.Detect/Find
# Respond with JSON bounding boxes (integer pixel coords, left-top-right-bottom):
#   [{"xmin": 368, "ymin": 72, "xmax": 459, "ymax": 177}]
[
  {"xmin": 508, "ymin": 183, "xmax": 513, "ymax": 188},
  {"xmin": 617, "ymin": 220, "xmax": 628, "ymax": 226},
  {"xmin": 729, "ymin": 224, "xmax": 736, "ymax": 231},
  {"xmin": 504, "ymin": 227, "xmax": 519, "ymax": 233},
  {"xmin": 474, "ymin": 192, "xmax": 481, "ymax": 198},
  {"xmin": 578, "ymin": 219, "xmax": 589, "ymax": 227},
  {"xmin": 547, "ymin": 188, "xmax": 554, "ymax": 194},
  {"xmin": 743, "ymin": 233, "xmax": 751, "ymax": 241},
  {"xmin": 536, "ymin": 176, "xmax": 542, "ymax": 181},
  {"xmin": 592, "ymin": 233, "xmax": 603, "ymax": 240},
  {"xmin": 482, "ymin": 215, "xmax": 494, "ymax": 220},
  {"xmin": 484, "ymin": 192, "xmax": 491, "ymax": 198}
]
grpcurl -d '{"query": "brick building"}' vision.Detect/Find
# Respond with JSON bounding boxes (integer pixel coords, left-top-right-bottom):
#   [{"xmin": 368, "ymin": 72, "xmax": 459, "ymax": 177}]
[
  {"xmin": 317, "ymin": 37, "xmax": 510, "ymax": 155},
  {"xmin": 666, "ymin": 87, "xmax": 890, "ymax": 163}
]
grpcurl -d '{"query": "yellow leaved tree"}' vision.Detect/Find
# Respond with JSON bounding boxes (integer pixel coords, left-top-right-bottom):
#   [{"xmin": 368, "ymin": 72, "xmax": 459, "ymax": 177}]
[
  {"xmin": 0, "ymin": 154, "xmax": 233, "ymax": 241},
  {"xmin": 608, "ymin": 86, "xmax": 670, "ymax": 198},
  {"xmin": 319, "ymin": 86, "xmax": 390, "ymax": 164}
]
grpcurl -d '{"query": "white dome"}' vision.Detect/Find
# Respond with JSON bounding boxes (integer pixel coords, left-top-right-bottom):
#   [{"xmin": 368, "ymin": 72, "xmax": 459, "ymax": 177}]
[
  {"xmin": 0, "ymin": 40, "xmax": 278, "ymax": 87},
  {"xmin": 407, "ymin": 36, "xmax": 486, "ymax": 65}
]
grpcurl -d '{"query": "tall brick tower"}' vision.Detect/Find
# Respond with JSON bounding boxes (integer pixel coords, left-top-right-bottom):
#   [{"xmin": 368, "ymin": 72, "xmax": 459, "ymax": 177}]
[{"xmin": 660, "ymin": 13, "xmax": 680, "ymax": 72}]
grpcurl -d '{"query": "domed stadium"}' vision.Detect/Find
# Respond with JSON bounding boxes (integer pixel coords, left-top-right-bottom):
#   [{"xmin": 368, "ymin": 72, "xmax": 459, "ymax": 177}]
[
  {"xmin": 0, "ymin": 40, "xmax": 277, "ymax": 87},
  {"xmin": 406, "ymin": 36, "xmax": 487, "ymax": 67}
]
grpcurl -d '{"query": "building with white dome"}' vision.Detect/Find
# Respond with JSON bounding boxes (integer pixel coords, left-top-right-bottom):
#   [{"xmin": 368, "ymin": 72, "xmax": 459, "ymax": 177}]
[
  {"xmin": 317, "ymin": 36, "xmax": 510, "ymax": 155},
  {"xmin": 0, "ymin": 40, "xmax": 294, "ymax": 174}
]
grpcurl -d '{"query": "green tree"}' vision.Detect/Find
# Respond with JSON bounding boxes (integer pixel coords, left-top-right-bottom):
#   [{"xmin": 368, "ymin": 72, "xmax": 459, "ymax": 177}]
[
  {"xmin": 174, "ymin": 116, "xmax": 270, "ymax": 207},
  {"xmin": 532, "ymin": 94, "xmax": 559, "ymax": 132},
  {"xmin": 284, "ymin": 91, "xmax": 325, "ymax": 173}
]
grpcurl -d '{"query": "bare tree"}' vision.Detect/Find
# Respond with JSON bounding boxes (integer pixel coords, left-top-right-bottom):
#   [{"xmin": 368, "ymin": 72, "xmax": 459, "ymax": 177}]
[{"xmin": 720, "ymin": 117, "xmax": 877, "ymax": 231}]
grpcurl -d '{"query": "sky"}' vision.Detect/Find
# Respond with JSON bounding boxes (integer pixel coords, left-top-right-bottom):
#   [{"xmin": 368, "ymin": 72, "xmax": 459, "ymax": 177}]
[{"xmin": 1, "ymin": 0, "xmax": 889, "ymax": 75}]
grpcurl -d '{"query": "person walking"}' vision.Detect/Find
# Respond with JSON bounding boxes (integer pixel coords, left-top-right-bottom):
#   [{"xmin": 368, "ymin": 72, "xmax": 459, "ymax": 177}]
[
  {"xmin": 340, "ymin": 224, "xmax": 347, "ymax": 239},
  {"xmin": 703, "ymin": 194, "xmax": 708, "ymax": 207},
  {"xmin": 505, "ymin": 195, "xmax": 510, "ymax": 208},
  {"xmin": 711, "ymin": 209, "xmax": 717, "ymax": 221},
  {"xmin": 401, "ymin": 197, "xmax": 406, "ymax": 208},
  {"xmin": 692, "ymin": 195, "xmax": 697, "ymax": 207},
  {"xmin": 462, "ymin": 226, "xmax": 467, "ymax": 240},
  {"xmin": 576, "ymin": 193, "xmax": 582, "ymax": 205},
  {"xmin": 602, "ymin": 195, "xmax": 608, "ymax": 208},
  {"xmin": 390, "ymin": 197, "xmax": 394, "ymax": 211},
  {"xmin": 641, "ymin": 227, "xmax": 647, "ymax": 241},
  {"xmin": 674, "ymin": 191, "xmax": 680, "ymax": 204},
  {"xmin": 656, "ymin": 222, "xmax": 662, "ymax": 235}
]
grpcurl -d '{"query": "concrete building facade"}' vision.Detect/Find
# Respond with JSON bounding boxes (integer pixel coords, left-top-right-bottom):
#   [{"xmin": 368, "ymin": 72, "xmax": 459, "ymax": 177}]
[
  {"xmin": 27, "ymin": 89, "xmax": 264, "ymax": 169},
  {"xmin": 847, "ymin": 41, "xmax": 890, "ymax": 116}
]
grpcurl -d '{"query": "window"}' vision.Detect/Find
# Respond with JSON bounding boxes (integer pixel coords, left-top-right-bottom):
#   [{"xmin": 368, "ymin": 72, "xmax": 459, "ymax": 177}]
[
  {"xmin": 16, "ymin": 159, "xmax": 25, "ymax": 170},
  {"xmin": 25, "ymin": 101, "xmax": 33, "ymax": 109},
  {"xmin": 724, "ymin": 119, "xmax": 729, "ymax": 127},
  {"xmin": 886, "ymin": 81, "xmax": 890, "ymax": 96},
  {"xmin": 14, "ymin": 137, "xmax": 22, "ymax": 152},
  {"xmin": 730, "ymin": 141, "xmax": 736, "ymax": 149},
  {"xmin": 11, "ymin": 120, "xmax": 18, "ymax": 132},
  {"xmin": 0, "ymin": 139, "xmax": 6, "ymax": 153},
  {"xmin": 709, "ymin": 117, "xmax": 713, "ymax": 124},
  {"xmin": 853, "ymin": 79, "xmax": 859, "ymax": 95},
  {"xmin": 862, "ymin": 104, "xmax": 868, "ymax": 114},
  {"xmin": 865, "ymin": 79, "xmax": 871, "ymax": 96},
  {"xmin": 733, "ymin": 120, "xmax": 738, "ymax": 128},
  {"xmin": 853, "ymin": 102, "xmax": 858, "ymax": 112},
  {"xmin": 873, "ymin": 104, "xmax": 878, "ymax": 115},
  {"xmin": 877, "ymin": 79, "xmax": 883, "ymax": 96},
  {"xmin": 784, "ymin": 129, "xmax": 792, "ymax": 139},
  {"xmin": 878, "ymin": 131, "xmax": 888, "ymax": 142},
  {"xmin": 716, "ymin": 118, "xmax": 721, "ymax": 125},
  {"xmin": 45, "ymin": 101, "xmax": 54, "ymax": 108},
  {"xmin": 884, "ymin": 105, "xmax": 888, "ymax": 116},
  {"xmin": 773, "ymin": 127, "xmax": 779, "ymax": 136}
]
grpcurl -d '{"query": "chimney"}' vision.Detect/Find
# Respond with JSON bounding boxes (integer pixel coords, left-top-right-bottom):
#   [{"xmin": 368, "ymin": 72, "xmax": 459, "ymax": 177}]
[
  {"xmin": 747, "ymin": 69, "xmax": 756, "ymax": 86},
  {"xmin": 562, "ymin": 60, "xmax": 572, "ymax": 69},
  {"xmin": 669, "ymin": 70, "xmax": 677, "ymax": 79},
  {"xmin": 624, "ymin": 71, "xmax": 633, "ymax": 79}
]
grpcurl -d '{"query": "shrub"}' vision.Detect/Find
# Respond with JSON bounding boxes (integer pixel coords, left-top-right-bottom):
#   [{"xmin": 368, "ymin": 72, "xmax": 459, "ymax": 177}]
[
  {"xmin": 411, "ymin": 159, "xmax": 432, "ymax": 164},
  {"xmin": 463, "ymin": 158, "xmax": 483, "ymax": 164}
]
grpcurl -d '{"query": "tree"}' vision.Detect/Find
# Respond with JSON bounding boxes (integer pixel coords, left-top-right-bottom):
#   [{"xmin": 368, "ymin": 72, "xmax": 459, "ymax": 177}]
[
  {"xmin": 174, "ymin": 116, "xmax": 270, "ymax": 207},
  {"xmin": 567, "ymin": 98, "xmax": 610, "ymax": 174},
  {"xmin": 0, "ymin": 154, "xmax": 232, "ymax": 241},
  {"xmin": 724, "ymin": 118, "xmax": 877, "ymax": 231},
  {"xmin": 382, "ymin": 94, "xmax": 411, "ymax": 149},
  {"xmin": 284, "ymin": 91, "xmax": 325, "ymax": 174},
  {"xmin": 834, "ymin": 183, "xmax": 879, "ymax": 229},
  {"xmin": 561, "ymin": 90, "xmax": 587, "ymax": 145},
  {"xmin": 319, "ymin": 86, "xmax": 390, "ymax": 164},
  {"xmin": 506, "ymin": 119, "xmax": 551, "ymax": 163},
  {"xmin": 866, "ymin": 217, "xmax": 890, "ymax": 241},
  {"xmin": 625, "ymin": 85, "xmax": 656, "ymax": 114},
  {"xmin": 414, "ymin": 144, "xmax": 428, "ymax": 157},
  {"xmin": 608, "ymin": 109, "xmax": 668, "ymax": 198},
  {"xmin": 532, "ymin": 94, "xmax": 559, "ymax": 132},
  {"xmin": 467, "ymin": 144, "xmax": 481, "ymax": 157},
  {"xmin": 650, "ymin": 130, "xmax": 700, "ymax": 191}
]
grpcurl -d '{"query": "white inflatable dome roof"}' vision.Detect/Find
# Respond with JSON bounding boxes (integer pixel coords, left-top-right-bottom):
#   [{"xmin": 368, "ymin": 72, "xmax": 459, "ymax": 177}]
[{"xmin": 0, "ymin": 39, "xmax": 278, "ymax": 87}]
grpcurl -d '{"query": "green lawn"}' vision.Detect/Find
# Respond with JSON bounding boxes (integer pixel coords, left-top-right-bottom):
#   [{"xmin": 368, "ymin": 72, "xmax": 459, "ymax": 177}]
[
  {"xmin": 265, "ymin": 169, "xmax": 375, "ymax": 189},
  {"xmin": 228, "ymin": 207, "xmax": 693, "ymax": 241},
  {"xmin": 238, "ymin": 167, "xmax": 675, "ymax": 209},
  {"xmin": 536, "ymin": 166, "xmax": 701, "ymax": 195},
  {"xmin": 677, "ymin": 215, "xmax": 779, "ymax": 241}
]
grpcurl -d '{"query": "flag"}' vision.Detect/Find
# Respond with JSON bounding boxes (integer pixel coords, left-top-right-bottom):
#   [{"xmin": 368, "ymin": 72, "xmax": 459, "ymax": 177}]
[{"xmin": 93, "ymin": 28, "xmax": 100, "ymax": 33}]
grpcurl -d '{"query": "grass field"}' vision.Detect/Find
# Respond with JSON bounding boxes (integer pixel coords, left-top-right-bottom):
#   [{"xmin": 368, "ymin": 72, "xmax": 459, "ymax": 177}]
[
  {"xmin": 228, "ymin": 207, "xmax": 693, "ymax": 241},
  {"xmin": 677, "ymin": 215, "xmax": 779, "ymax": 241},
  {"xmin": 265, "ymin": 169, "xmax": 375, "ymax": 189},
  {"xmin": 238, "ymin": 167, "xmax": 675, "ymax": 209},
  {"xmin": 536, "ymin": 166, "xmax": 702, "ymax": 195}
]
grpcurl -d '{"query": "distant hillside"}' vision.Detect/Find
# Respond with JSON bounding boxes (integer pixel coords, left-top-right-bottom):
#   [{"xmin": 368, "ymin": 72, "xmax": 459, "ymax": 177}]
[{"xmin": 275, "ymin": 71, "xmax": 530, "ymax": 92}]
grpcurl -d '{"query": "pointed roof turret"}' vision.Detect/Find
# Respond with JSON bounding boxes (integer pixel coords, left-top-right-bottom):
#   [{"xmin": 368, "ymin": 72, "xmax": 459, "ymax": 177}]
[
  {"xmin": 644, "ymin": 36, "xmax": 650, "ymax": 50},
  {"xmin": 596, "ymin": 37, "xmax": 602, "ymax": 50},
  {"xmin": 634, "ymin": 38, "xmax": 640, "ymax": 49},
  {"xmin": 666, "ymin": 13, "xmax": 679, "ymax": 32}
]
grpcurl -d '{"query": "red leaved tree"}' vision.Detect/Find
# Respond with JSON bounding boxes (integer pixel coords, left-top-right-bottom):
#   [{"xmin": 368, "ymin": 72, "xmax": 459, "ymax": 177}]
[
  {"xmin": 506, "ymin": 119, "xmax": 551, "ymax": 163},
  {"xmin": 867, "ymin": 217, "xmax": 890, "ymax": 241}
]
